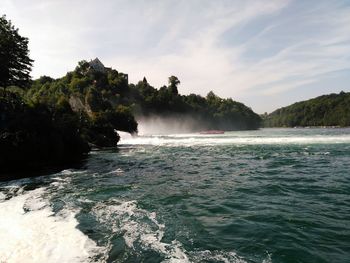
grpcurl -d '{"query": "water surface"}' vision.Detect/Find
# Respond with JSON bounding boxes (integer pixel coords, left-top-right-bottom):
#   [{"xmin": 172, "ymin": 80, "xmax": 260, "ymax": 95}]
[{"xmin": 1, "ymin": 128, "xmax": 349, "ymax": 263}]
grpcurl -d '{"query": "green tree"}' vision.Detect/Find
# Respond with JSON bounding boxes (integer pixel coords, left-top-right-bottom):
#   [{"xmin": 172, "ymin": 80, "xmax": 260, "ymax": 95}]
[
  {"xmin": 264, "ymin": 91, "xmax": 350, "ymax": 127},
  {"xmin": 0, "ymin": 15, "xmax": 33, "ymax": 89},
  {"xmin": 168, "ymin": 75, "xmax": 180, "ymax": 95}
]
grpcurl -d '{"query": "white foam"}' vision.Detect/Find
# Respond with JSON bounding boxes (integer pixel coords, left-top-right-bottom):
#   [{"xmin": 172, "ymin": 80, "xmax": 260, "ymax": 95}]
[
  {"xmin": 262, "ymin": 252, "xmax": 272, "ymax": 263},
  {"xmin": 59, "ymin": 169, "xmax": 85, "ymax": 175},
  {"xmin": 117, "ymin": 130, "xmax": 134, "ymax": 140},
  {"xmin": 120, "ymin": 134, "xmax": 350, "ymax": 146},
  {"xmin": 0, "ymin": 192, "xmax": 6, "ymax": 201},
  {"xmin": 189, "ymin": 250, "xmax": 247, "ymax": 263},
  {"xmin": 0, "ymin": 188, "xmax": 101, "ymax": 263},
  {"xmin": 91, "ymin": 199, "xmax": 276, "ymax": 262},
  {"xmin": 106, "ymin": 168, "xmax": 124, "ymax": 175},
  {"xmin": 92, "ymin": 199, "xmax": 190, "ymax": 262}
]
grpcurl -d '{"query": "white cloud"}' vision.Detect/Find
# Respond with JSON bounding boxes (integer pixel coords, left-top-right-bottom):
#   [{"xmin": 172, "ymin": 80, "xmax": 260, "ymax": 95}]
[
  {"xmin": 1, "ymin": 0, "xmax": 350, "ymax": 112},
  {"xmin": 107, "ymin": 0, "xmax": 291, "ymax": 94},
  {"xmin": 107, "ymin": 0, "xmax": 350, "ymax": 99}
]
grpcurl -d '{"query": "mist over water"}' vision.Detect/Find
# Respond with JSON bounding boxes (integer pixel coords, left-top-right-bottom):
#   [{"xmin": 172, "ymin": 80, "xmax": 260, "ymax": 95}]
[
  {"xmin": 122, "ymin": 127, "xmax": 350, "ymax": 146},
  {"xmin": 137, "ymin": 115, "xmax": 205, "ymax": 135},
  {"xmin": 1, "ymin": 128, "xmax": 350, "ymax": 263}
]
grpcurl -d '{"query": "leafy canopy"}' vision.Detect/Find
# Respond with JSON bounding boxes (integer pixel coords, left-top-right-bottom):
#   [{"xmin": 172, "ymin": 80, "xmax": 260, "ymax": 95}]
[
  {"xmin": 264, "ymin": 91, "xmax": 350, "ymax": 127},
  {"xmin": 0, "ymin": 15, "xmax": 33, "ymax": 89}
]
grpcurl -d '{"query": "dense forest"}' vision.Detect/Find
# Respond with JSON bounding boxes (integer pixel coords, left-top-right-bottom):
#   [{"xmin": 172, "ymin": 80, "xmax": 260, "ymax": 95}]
[
  {"xmin": 26, "ymin": 59, "xmax": 262, "ymax": 132},
  {"xmin": 263, "ymin": 91, "xmax": 350, "ymax": 127}
]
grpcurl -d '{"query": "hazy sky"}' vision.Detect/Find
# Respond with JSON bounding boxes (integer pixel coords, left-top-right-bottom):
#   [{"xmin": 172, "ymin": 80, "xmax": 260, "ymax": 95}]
[{"xmin": 1, "ymin": 0, "xmax": 350, "ymax": 113}]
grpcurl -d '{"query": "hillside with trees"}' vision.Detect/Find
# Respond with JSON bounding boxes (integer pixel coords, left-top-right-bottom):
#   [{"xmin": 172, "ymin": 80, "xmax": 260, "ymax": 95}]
[
  {"xmin": 130, "ymin": 77, "xmax": 261, "ymax": 130},
  {"xmin": 263, "ymin": 91, "xmax": 350, "ymax": 127},
  {"xmin": 27, "ymin": 60, "xmax": 261, "ymax": 132}
]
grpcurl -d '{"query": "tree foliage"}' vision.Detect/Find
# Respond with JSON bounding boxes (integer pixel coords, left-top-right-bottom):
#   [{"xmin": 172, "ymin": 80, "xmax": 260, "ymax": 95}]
[
  {"xmin": 264, "ymin": 91, "xmax": 350, "ymax": 127},
  {"xmin": 27, "ymin": 60, "xmax": 261, "ymax": 132},
  {"xmin": 0, "ymin": 15, "xmax": 33, "ymax": 89},
  {"xmin": 27, "ymin": 61, "xmax": 138, "ymax": 146},
  {"xmin": 0, "ymin": 90, "xmax": 90, "ymax": 176},
  {"xmin": 168, "ymin": 75, "xmax": 180, "ymax": 95}
]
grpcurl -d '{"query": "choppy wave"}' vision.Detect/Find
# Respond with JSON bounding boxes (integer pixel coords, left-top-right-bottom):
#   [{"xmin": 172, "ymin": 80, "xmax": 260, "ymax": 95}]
[
  {"xmin": 0, "ymin": 191, "xmax": 252, "ymax": 263},
  {"xmin": 91, "ymin": 198, "xmax": 253, "ymax": 263},
  {"xmin": 188, "ymin": 250, "xmax": 249, "ymax": 263},
  {"xmin": 92, "ymin": 199, "xmax": 190, "ymax": 262},
  {"xmin": 0, "ymin": 186, "xmax": 102, "ymax": 263},
  {"xmin": 1, "ymin": 129, "xmax": 349, "ymax": 262}
]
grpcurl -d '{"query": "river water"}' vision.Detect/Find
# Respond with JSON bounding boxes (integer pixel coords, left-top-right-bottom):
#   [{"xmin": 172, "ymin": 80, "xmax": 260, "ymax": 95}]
[{"xmin": 0, "ymin": 128, "xmax": 349, "ymax": 263}]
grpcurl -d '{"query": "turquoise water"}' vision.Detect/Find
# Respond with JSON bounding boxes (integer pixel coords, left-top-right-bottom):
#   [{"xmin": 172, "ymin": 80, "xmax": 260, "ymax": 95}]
[{"xmin": 0, "ymin": 128, "xmax": 350, "ymax": 263}]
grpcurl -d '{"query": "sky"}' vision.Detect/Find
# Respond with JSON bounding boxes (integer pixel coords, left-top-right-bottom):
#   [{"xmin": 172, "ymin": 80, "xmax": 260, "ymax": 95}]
[{"xmin": 1, "ymin": 0, "xmax": 350, "ymax": 113}]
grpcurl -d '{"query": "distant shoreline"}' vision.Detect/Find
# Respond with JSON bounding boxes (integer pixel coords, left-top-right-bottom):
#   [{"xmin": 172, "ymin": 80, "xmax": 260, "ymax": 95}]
[{"xmin": 263, "ymin": 126, "xmax": 349, "ymax": 129}]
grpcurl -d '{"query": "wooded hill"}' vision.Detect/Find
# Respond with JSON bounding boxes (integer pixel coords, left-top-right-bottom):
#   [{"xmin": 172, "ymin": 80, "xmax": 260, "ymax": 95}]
[
  {"xmin": 26, "ymin": 59, "xmax": 262, "ymax": 134},
  {"xmin": 263, "ymin": 91, "xmax": 350, "ymax": 127}
]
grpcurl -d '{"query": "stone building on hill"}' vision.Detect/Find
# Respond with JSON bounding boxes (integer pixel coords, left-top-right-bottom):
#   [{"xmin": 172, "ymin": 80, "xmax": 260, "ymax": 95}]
[
  {"xmin": 89, "ymin": 58, "xmax": 106, "ymax": 73},
  {"xmin": 88, "ymin": 57, "xmax": 128, "ymax": 83}
]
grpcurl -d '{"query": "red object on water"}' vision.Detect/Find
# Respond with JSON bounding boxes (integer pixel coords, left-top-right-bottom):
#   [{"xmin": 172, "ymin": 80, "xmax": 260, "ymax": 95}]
[{"xmin": 199, "ymin": 130, "xmax": 225, "ymax": 134}]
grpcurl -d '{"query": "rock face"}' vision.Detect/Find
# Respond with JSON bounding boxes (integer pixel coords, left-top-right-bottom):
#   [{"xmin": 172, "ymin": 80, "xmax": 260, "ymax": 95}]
[{"xmin": 69, "ymin": 95, "xmax": 86, "ymax": 113}]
